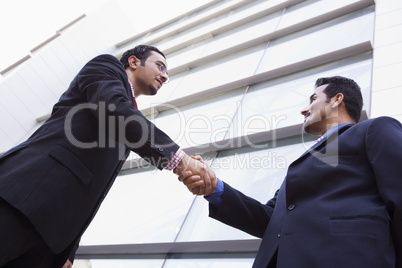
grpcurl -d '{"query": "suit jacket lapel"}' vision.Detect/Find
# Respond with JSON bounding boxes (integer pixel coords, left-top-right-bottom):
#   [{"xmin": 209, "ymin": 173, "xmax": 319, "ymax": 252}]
[{"xmin": 298, "ymin": 135, "xmax": 327, "ymax": 160}]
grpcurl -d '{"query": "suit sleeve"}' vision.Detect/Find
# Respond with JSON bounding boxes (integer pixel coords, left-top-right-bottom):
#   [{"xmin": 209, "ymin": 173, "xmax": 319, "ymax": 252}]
[
  {"xmin": 76, "ymin": 55, "xmax": 179, "ymax": 169},
  {"xmin": 209, "ymin": 182, "xmax": 277, "ymax": 238},
  {"xmin": 366, "ymin": 117, "xmax": 402, "ymax": 261}
]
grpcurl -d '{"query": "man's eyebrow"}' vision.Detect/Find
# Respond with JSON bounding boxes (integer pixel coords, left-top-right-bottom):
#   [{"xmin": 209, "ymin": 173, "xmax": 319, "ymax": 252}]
[
  {"xmin": 309, "ymin": 93, "xmax": 316, "ymax": 101},
  {"xmin": 155, "ymin": 60, "xmax": 166, "ymax": 66}
]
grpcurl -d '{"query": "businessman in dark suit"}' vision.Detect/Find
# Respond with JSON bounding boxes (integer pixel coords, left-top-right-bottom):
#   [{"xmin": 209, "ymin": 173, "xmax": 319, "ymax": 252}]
[
  {"xmin": 0, "ymin": 45, "xmax": 215, "ymax": 267},
  {"xmin": 180, "ymin": 76, "xmax": 402, "ymax": 267}
]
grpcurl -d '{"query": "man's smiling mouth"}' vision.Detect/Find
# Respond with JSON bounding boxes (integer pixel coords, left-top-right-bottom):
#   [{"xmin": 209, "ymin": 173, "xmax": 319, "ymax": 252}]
[{"xmin": 304, "ymin": 112, "xmax": 311, "ymax": 122}]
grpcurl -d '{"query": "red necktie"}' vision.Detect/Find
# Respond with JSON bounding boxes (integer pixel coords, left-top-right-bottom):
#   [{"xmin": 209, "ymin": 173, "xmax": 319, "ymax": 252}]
[{"xmin": 133, "ymin": 97, "xmax": 138, "ymax": 109}]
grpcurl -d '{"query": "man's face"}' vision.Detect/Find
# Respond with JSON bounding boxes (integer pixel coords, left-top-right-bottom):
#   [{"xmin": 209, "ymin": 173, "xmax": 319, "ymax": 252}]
[
  {"xmin": 301, "ymin": 84, "xmax": 335, "ymax": 135},
  {"xmin": 134, "ymin": 51, "xmax": 169, "ymax": 96}
]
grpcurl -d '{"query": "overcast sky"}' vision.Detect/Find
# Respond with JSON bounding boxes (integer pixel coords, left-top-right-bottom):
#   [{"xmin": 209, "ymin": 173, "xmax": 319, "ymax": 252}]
[{"xmin": 0, "ymin": 0, "xmax": 212, "ymax": 71}]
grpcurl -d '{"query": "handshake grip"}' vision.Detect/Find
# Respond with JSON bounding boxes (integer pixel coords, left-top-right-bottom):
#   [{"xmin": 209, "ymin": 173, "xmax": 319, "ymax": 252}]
[{"xmin": 174, "ymin": 154, "xmax": 217, "ymax": 196}]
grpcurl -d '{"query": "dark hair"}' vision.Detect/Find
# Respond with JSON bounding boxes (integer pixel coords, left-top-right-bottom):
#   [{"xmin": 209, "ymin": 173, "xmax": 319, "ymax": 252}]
[
  {"xmin": 315, "ymin": 76, "xmax": 363, "ymax": 123},
  {"xmin": 119, "ymin": 45, "xmax": 166, "ymax": 69}
]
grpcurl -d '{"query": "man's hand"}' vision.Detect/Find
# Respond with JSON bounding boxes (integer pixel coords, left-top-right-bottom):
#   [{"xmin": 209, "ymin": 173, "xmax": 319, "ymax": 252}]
[
  {"xmin": 175, "ymin": 154, "xmax": 217, "ymax": 195},
  {"xmin": 62, "ymin": 259, "xmax": 73, "ymax": 268},
  {"xmin": 177, "ymin": 170, "xmax": 203, "ymax": 194}
]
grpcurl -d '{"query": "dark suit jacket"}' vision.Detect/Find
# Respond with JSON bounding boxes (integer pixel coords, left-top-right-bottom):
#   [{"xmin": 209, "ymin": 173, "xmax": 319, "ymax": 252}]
[
  {"xmin": 210, "ymin": 117, "xmax": 402, "ymax": 268},
  {"xmin": 0, "ymin": 55, "xmax": 179, "ymax": 257}
]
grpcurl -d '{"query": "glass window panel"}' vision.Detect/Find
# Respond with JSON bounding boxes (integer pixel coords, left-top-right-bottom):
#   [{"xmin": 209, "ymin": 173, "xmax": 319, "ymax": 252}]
[
  {"xmin": 226, "ymin": 53, "xmax": 372, "ymax": 139},
  {"xmin": 169, "ymin": 44, "xmax": 266, "ymax": 100},
  {"xmin": 156, "ymin": 16, "xmax": 225, "ymax": 50},
  {"xmin": 277, "ymin": 0, "xmax": 363, "ymax": 29},
  {"xmin": 150, "ymin": 87, "xmax": 246, "ymax": 148},
  {"xmin": 147, "ymin": 0, "xmax": 243, "ymax": 45},
  {"xmin": 176, "ymin": 138, "xmax": 310, "ymax": 242},
  {"xmin": 190, "ymin": 0, "xmax": 284, "ymax": 38},
  {"xmin": 156, "ymin": 0, "xmax": 284, "ymax": 52},
  {"xmin": 198, "ymin": 12, "xmax": 282, "ymax": 58},
  {"xmin": 166, "ymin": 12, "xmax": 281, "ymax": 69},
  {"xmin": 88, "ymin": 259, "xmax": 165, "ymax": 268},
  {"xmin": 164, "ymin": 38, "xmax": 213, "ymax": 69},
  {"xmin": 164, "ymin": 258, "xmax": 255, "ymax": 268},
  {"xmin": 224, "ymin": 0, "xmax": 288, "ymax": 22},
  {"xmin": 81, "ymin": 168, "xmax": 195, "ymax": 245},
  {"xmin": 256, "ymin": 7, "xmax": 374, "ymax": 74}
]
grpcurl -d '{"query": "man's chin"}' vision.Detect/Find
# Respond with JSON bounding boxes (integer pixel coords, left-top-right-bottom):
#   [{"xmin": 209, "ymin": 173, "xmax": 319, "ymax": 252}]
[
  {"xmin": 147, "ymin": 86, "xmax": 158, "ymax": 96},
  {"xmin": 302, "ymin": 123, "xmax": 310, "ymax": 134},
  {"xmin": 303, "ymin": 123, "xmax": 322, "ymax": 136}
]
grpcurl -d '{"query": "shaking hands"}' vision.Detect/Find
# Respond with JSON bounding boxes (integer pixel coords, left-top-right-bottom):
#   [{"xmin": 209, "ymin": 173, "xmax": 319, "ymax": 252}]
[{"xmin": 174, "ymin": 154, "xmax": 217, "ymax": 196}]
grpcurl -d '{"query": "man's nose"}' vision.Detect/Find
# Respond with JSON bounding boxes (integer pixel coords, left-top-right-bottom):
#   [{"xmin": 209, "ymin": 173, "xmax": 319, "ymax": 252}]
[
  {"xmin": 161, "ymin": 73, "xmax": 169, "ymax": 84},
  {"xmin": 301, "ymin": 106, "xmax": 309, "ymax": 116}
]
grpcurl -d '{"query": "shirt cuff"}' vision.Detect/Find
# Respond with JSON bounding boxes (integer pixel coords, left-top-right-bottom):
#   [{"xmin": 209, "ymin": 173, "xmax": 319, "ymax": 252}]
[
  {"xmin": 164, "ymin": 148, "xmax": 185, "ymax": 171},
  {"xmin": 205, "ymin": 178, "xmax": 224, "ymax": 205}
]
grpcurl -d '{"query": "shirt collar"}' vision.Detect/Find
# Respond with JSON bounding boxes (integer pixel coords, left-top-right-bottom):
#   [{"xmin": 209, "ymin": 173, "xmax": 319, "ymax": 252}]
[
  {"xmin": 128, "ymin": 80, "xmax": 135, "ymax": 97},
  {"xmin": 128, "ymin": 80, "xmax": 138, "ymax": 109},
  {"xmin": 316, "ymin": 123, "xmax": 354, "ymax": 143}
]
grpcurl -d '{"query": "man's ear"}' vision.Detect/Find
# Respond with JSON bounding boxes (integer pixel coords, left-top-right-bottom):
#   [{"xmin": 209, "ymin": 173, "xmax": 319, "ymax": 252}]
[
  {"xmin": 331, "ymin": 93, "xmax": 344, "ymax": 108},
  {"xmin": 128, "ymin": 55, "xmax": 140, "ymax": 69}
]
